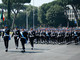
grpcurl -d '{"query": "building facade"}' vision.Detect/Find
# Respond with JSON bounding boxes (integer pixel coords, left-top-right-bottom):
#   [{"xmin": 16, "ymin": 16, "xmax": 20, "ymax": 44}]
[{"xmin": 65, "ymin": 9, "xmax": 80, "ymax": 21}]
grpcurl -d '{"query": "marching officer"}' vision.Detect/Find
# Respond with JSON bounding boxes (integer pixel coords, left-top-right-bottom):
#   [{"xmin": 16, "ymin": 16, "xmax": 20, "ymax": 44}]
[
  {"xmin": 2, "ymin": 25, "xmax": 10, "ymax": 52},
  {"xmin": 46, "ymin": 30, "xmax": 49, "ymax": 44},
  {"xmin": 57, "ymin": 30, "xmax": 62, "ymax": 44},
  {"xmin": 51, "ymin": 30, "xmax": 57, "ymax": 44},
  {"xmin": 29, "ymin": 28, "xmax": 35, "ymax": 50},
  {"xmin": 74, "ymin": 29, "xmax": 78, "ymax": 45},
  {"xmin": 12, "ymin": 27, "xmax": 20, "ymax": 49},
  {"xmin": 20, "ymin": 28, "xmax": 28, "ymax": 52},
  {"xmin": 35, "ymin": 30, "xmax": 40, "ymax": 44}
]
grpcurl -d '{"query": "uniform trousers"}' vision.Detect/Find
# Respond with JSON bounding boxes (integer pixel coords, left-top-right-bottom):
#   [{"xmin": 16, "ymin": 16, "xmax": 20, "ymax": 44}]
[
  {"xmin": 20, "ymin": 38, "xmax": 26, "ymax": 50},
  {"xmin": 29, "ymin": 37, "xmax": 34, "ymax": 47},
  {"xmin": 14, "ymin": 36, "xmax": 19, "ymax": 47},
  {"xmin": 4, "ymin": 36, "xmax": 9, "ymax": 49}
]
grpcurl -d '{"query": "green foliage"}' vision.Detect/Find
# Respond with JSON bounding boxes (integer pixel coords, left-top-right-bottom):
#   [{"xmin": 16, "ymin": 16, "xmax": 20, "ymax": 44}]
[
  {"xmin": 14, "ymin": 5, "xmax": 39, "ymax": 28},
  {"xmin": 1, "ymin": 0, "xmax": 80, "ymax": 28},
  {"xmin": 0, "ymin": 4, "xmax": 7, "ymax": 9},
  {"xmin": 46, "ymin": 4, "xmax": 67, "ymax": 27},
  {"xmin": 38, "ymin": 4, "xmax": 48, "ymax": 24},
  {"xmin": 57, "ymin": 0, "xmax": 80, "ymax": 27},
  {"xmin": 2, "ymin": 0, "xmax": 31, "ymax": 4},
  {"xmin": 15, "ymin": 12, "xmax": 26, "ymax": 27},
  {"xmin": 38, "ymin": 1, "xmax": 68, "ymax": 27},
  {"xmin": 57, "ymin": 0, "xmax": 80, "ymax": 8}
]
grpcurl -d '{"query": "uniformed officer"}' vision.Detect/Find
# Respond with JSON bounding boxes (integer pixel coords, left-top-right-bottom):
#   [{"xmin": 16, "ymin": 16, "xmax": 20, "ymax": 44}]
[
  {"xmin": 51, "ymin": 30, "xmax": 56, "ymax": 44},
  {"xmin": 57, "ymin": 30, "xmax": 62, "ymax": 44},
  {"xmin": 29, "ymin": 28, "xmax": 35, "ymax": 50},
  {"xmin": 42, "ymin": 30, "xmax": 46, "ymax": 44},
  {"xmin": 46, "ymin": 30, "xmax": 49, "ymax": 44},
  {"xmin": 0, "ymin": 29, "xmax": 1, "ymax": 41},
  {"xmin": 12, "ymin": 27, "xmax": 20, "ymax": 49},
  {"xmin": 35, "ymin": 30, "xmax": 40, "ymax": 44},
  {"xmin": 77, "ymin": 29, "xmax": 80, "ymax": 44},
  {"xmin": 74, "ymin": 29, "xmax": 78, "ymax": 45},
  {"xmin": 20, "ymin": 28, "xmax": 28, "ymax": 52},
  {"xmin": 2, "ymin": 25, "xmax": 10, "ymax": 52}
]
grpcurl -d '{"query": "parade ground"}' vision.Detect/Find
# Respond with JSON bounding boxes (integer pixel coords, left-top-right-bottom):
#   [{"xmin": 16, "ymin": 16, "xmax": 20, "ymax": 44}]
[{"xmin": 0, "ymin": 38, "xmax": 80, "ymax": 60}]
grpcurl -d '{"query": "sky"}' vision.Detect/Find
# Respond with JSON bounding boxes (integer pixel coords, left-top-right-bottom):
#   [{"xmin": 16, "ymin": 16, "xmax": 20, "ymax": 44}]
[{"xmin": 0, "ymin": 0, "xmax": 54, "ymax": 7}]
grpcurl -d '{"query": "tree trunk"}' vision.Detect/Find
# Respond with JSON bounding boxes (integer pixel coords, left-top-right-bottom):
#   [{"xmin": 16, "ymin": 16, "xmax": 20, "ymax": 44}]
[{"xmin": 11, "ymin": 13, "xmax": 17, "ymax": 30}]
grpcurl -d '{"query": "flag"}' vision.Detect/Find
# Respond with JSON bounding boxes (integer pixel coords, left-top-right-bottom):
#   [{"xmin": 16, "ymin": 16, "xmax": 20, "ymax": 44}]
[{"xmin": 1, "ymin": 9, "xmax": 5, "ymax": 22}]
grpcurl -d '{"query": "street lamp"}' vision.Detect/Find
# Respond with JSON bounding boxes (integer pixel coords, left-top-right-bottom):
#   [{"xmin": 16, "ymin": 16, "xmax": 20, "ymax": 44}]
[
  {"xmin": 33, "ymin": 0, "xmax": 34, "ymax": 29},
  {"xmin": 26, "ymin": 12, "xmax": 28, "ymax": 30}
]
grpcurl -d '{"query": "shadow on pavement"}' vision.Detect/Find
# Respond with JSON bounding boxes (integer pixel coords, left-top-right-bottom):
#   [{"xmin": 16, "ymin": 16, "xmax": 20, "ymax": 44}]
[
  {"xmin": 9, "ymin": 50, "xmax": 44, "ymax": 54},
  {"xmin": 19, "ymin": 48, "xmax": 50, "ymax": 51}
]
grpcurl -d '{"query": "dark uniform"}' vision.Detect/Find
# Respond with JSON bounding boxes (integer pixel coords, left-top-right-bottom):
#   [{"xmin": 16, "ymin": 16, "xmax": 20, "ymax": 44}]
[
  {"xmin": 35, "ymin": 31, "xmax": 40, "ymax": 44},
  {"xmin": 65, "ymin": 32, "xmax": 69, "ymax": 44},
  {"xmin": 39, "ymin": 31, "xmax": 45, "ymax": 44},
  {"xmin": 77, "ymin": 31, "xmax": 80, "ymax": 42},
  {"xmin": 74, "ymin": 31, "xmax": 78, "ymax": 45},
  {"xmin": 29, "ymin": 30, "xmax": 35, "ymax": 50},
  {"xmin": 12, "ymin": 29, "xmax": 20, "ymax": 49},
  {"xmin": 20, "ymin": 30, "xmax": 28, "ymax": 52},
  {"xmin": 0, "ymin": 29, "xmax": 1, "ymax": 41},
  {"xmin": 46, "ymin": 31, "xmax": 49, "ymax": 44},
  {"xmin": 2, "ymin": 26, "xmax": 10, "ymax": 52},
  {"xmin": 51, "ymin": 31, "xmax": 56, "ymax": 44},
  {"xmin": 57, "ymin": 32, "xmax": 62, "ymax": 44}
]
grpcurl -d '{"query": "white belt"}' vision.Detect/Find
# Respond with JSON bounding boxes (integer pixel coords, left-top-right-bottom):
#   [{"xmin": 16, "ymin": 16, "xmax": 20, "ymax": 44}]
[
  {"xmin": 4, "ymin": 35, "xmax": 9, "ymax": 36},
  {"xmin": 14, "ymin": 35, "xmax": 18, "ymax": 36},
  {"xmin": 30, "ymin": 36, "xmax": 34, "ymax": 37},
  {"xmin": 21, "ymin": 37, "xmax": 26, "ymax": 38}
]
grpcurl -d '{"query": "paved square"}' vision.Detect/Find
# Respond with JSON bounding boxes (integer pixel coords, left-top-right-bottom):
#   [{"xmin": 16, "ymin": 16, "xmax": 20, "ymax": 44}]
[{"xmin": 0, "ymin": 38, "xmax": 80, "ymax": 60}]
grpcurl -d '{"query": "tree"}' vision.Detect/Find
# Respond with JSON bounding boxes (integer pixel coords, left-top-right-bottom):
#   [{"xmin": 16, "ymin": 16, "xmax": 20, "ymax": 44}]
[
  {"xmin": 38, "ymin": 4, "xmax": 48, "ymax": 24},
  {"xmin": 46, "ymin": 4, "xmax": 67, "ymax": 27},
  {"xmin": 38, "ymin": 1, "xmax": 69, "ymax": 27},
  {"xmin": 12, "ymin": 5, "xmax": 39, "ymax": 28},
  {"xmin": 56, "ymin": 0, "xmax": 80, "ymax": 27},
  {"xmin": 26, "ymin": 5, "xmax": 39, "ymax": 28},
  {"xmin": 2, "ymin": 0, "xmax": 31, "ymax": 28},
  {"xmin": 2, "ymin": 0, "xmax": 31, "ymax": 4}
]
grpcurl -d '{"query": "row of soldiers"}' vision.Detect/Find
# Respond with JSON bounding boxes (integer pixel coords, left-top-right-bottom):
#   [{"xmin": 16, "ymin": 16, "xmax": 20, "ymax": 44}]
[
  {"xmin": 2, "ymin": 25, "xmax": 35, "ymax": 52},
  {"xmin": 2, "ymin": 25, "xmax": 80, "ymax": 52},
  {"xmin": 34, "ymin": 28, "xmax": 80, "ymax": 45}
]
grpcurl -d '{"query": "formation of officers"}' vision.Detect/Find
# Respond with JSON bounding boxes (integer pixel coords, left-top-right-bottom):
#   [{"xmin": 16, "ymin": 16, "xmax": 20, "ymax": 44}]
[
  {"xmin": 2, "ymin": 25, "xmax": 35, "ymax": 52},
  {"xmin": 1, "ymin": 25, "xmax": 80, "ymax": 52},
  {"xmin": 35, "ymin": 28, "xmax": 80, "ymax": 45}
]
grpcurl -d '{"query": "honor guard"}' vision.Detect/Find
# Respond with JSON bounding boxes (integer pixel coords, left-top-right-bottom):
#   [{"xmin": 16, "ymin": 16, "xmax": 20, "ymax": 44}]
[
  {"xmin": 74, "ymin": 29, "xmax": 78, "ymax": 45},
  {"xmin": 0, "ymin": 29, "xmax": 1, "ymax": 41},
  {"xmin": 77, "ymin": 29, "xmax": 80, "ymax": 44},
  {"xmin": 29, "ymin": 28, "xmax": 35, "ymax": 50},
  {"xmin": 51, "ymin": 30, "xmax": 56, "ymax": 44},
  {"xmin": 57, "ymin": 30, "xmax": 62, "ymax": 44},
  {"xmin": 35, "ymin": 30, "xmax": 40, "ymax": 44},
  {"xmin": 2, "ymin": 25, "xmax": 10, "ymax": 52},
  {"xmin": 46, "ymin": 30, "xmax": 49, "ymax": 44},
  {"xmin": 61, "ymin": 30, "xmax": 65, "ymax": 44},
  {"xmin": 12, "ymin": 27, "xmax": 20, "ymax": 49},
  {"xmin": 20, "ymin": 28, "xmax": 28, "ymax": 52}
]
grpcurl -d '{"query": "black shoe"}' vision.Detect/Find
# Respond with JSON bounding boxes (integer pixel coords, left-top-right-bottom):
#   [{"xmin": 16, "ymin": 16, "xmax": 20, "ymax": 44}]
[
  {"xmin": 21, "ymin": 50, "xmax": 25, "ymax": 53},
  {"xmin": 75, "ymin": 43, "xmax": 78, "ymax": 45},
  {"xmin": 16, "ymin": 47, "xmax": 18, "ymax": 49},
  {"xmin": 31, "ymin": 48, "xmax": 33, "ymax": 50},
  {"xmin": 5, "ymin": 50, "xmax": 8, "ymax": 52},
  {"xmin": 66, "ymin": 43, "xmax": 69, "ymax": 45}
]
